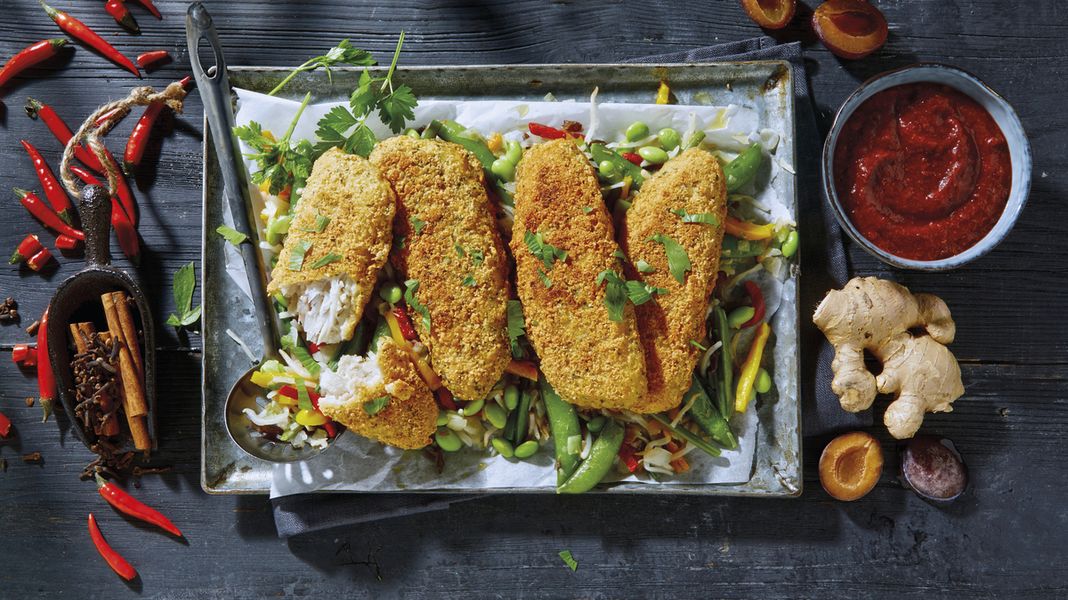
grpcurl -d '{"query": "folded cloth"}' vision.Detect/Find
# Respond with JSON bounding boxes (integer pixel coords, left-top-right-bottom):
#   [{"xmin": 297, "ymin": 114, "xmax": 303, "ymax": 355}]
[{"xmin": 272, "ymin": 37, "xmax": 863, "ymax": 539}]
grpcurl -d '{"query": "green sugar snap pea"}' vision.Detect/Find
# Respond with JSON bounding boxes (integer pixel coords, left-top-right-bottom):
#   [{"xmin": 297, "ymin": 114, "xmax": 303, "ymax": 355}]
[
  {"xmin": 557, "ymin": 420, "xmax": 624, "ymax": 494},
  {"xmin": 540, "ymin": 376, "xmax": 582, "ymax": 484},
  {"xmin": 724, "ymin": 143, "xmax": 763, "ymax": 192}
]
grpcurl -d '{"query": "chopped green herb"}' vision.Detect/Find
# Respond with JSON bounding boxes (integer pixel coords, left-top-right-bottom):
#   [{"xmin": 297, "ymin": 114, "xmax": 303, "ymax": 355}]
[
  {"xmin": 650, "ymin": 234, "xmax": 691, "ymax": 284},
  {"xmin": 233, "ymin": 93, "xmax": 316, "ymax": 196},
  {"xmin": 558, "ymin": 550, "xmax": 578, "ymax": 572},
  {"xmin": 288, "ymin": 240, "xmax": 313, "ymax": 271},
  {"xmin": 581, "ymin": 206, "xmax": 593, "ymax": 214},
  {"xmin": 469, "ymin": 248, "xmax": 485, "ymax": 266},
  {"xmin": 393, "ymin": 235, "xmax": 406, "ymax": 252},
  {"xmin": 612, "ymin": 249, "xmax": 627, "ymax": 262},
  {"xmin": 404, "ymin": 279, "xmax": 431, "ymax": 331},
  {"xmin": 299, "ymin": 214, "xmax": 331, "ymax": 233},
  {"xmin": 295, "ymin": 378, "xmax": 315, "ymax": 411},
  {"xmin": 506, "ymin": 300, "xmax": 527, "ymax": 358},
  {"xmin": 454, "ymin": 244, "xmax": 466, "ymax": 258},
  {"xmin": 216, "ymin": 225, "xmax": 247, "ymax": 246},
  {"xmin": 363, "ymin": 395, "xmax": 390, "ymax": 416},
  {"xmin": 689, "ymin": 339, "xmax": 708, "ymax": 352},
  {"xmin": 310, "ymin": 253, "xmax": 342, "ymax": 269},
  {"xmin": 625, "ymin": 280, "xmax": 668, "ymax": 305},
  {"xmin": 596, "ymin": 269, "xmax": 629, "ymax": 322},
  {"xmin": 461, "ymin": 275, "xmax": 476, "ymax": 287},
  {"xmin": 165, "ymin": 262, "xmax": 202, "ymax": 329},
  {"xmin": 537, "ymin": 268, "xmax": 552, "ymax": 288},
  {"xmin": 524, "ymin": 231, "xmax": 567, "ymax": 270},
  {"xmin": 410, "ymin": 215, "xmax": 427, "ymax": 234},
  {"xmin": 636, "ymin": 259, "xmax": 655, "ymax": 273},
  {"xmin": 670, "ymin": 208, "xmax": 720, "ymax": 226}
]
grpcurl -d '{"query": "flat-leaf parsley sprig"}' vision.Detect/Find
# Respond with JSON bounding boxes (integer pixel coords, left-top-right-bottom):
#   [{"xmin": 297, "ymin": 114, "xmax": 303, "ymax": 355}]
[{"xmin": 268, "ymin": 39, "xmax": 376, "ymax": 96}]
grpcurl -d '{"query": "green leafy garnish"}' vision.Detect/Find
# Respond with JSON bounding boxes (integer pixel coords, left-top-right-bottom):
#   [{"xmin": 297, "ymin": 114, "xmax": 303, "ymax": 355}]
[
  {"xmin": 670, "ymin": 208, "xmax": 720, "ymax": 226},
  {"xmin": 612, "ymin": 249, "xmax": 627, "ymax": 262},
  {"xmin": 525, "ymin": 231, "xmax": 567, "ymax": 270},
  {"xmin": 636, "ymin": 259, "xmax": 655, "ymax": 273},
  {"xmin": 650, "ymin": 234, "xmax": 691, "ymax": 284},
  {"xmin": 216, "ymin": 225, "xmax": 247, "ymax": 246},
  {"xmin": 597, "ymin": 270, "xmax": 667, "ymax": 322},
  {"xmin": 461, "ymin": 275, "xmax": 476, "ymax": 287},
  {"xmin": 268, "ymin": 39, "xmax": 376, "ymax": 96},
  {"xmin": 581, "ymin": 206, "xmax": 593, "ymax": 214},
  {"xmin": 506, "ymin": 300, "xmax": 527, "ymax": 358},
  {"xmin": 410, "ymin": 215, "xmax": 427, "ymax": 234},
  {"xmin": 298, "ymin": 214, "xmax": 331, "ymax": 233},
  {"xmin": 234, "ymin": 92, "xmax": 315, "ymax": 196},
  {"xmin": 404, "ymin": 279, "xmax": 431, "ymax": 331},
  {"xmin": 558, "ymin": 550, "xmax": 578, "ymax": 572},
  {"xmin": 363, "ymin": 395, "xmax": 390, "ymax": 416},
  {"xmin": 469, "ymin": 248, "xmax": 485, "ymax": 266},
  {"xmin": 310, "ymin": 253, "xmax": 342, "ymax": 269},
  {"xmin": 295, "ymin": 378, "xmax": 315, "ymax": 411},
  {"xmin": 454, "ymin": 244, "xmax": 465, "ymax": 258},
  {"xmin": 392, "ymin": 235, "xmax": 406, "ymax": 252},
  {"xmin": 625, "ymin": 280, "xmax": 669, "ymax": 305},
  {"xmin": 288, "ymin": 240, "xmax": 313, "ymax": 271},
  {"xmin": 537, "ymin": 269, "xmax": 552, "ymax": 288},
  {"xmin": 165, "ymin": 262, "xmax": 201, "ymax": 329},
  {"xmin": 690, "ymin": 339, "xmax": 708, "ymax": 352}
]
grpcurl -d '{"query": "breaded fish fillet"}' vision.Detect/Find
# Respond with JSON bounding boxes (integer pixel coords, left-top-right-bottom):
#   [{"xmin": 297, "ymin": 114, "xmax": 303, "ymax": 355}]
[
  {"xmin": 621, "ymin": 148, "xmax": 728, "ymax": 414},
  {"xmin": 512, "ymin": 139, "xmax": 647, "ymax": 410},
  {"xmin": 369, "ymin": 136, "xmax": 511, "ymax": 402},
  {"xmin": 268, "ymin": 147, "xmax": 396, "ymax": 345},
  {"xmin": 317, "ymin": 337, "xmax": 437, "ymax": 450}
]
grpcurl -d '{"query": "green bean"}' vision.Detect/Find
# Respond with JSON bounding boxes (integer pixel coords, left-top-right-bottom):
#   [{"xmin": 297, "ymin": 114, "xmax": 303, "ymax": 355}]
[
  {"xmin": 714, "ymin": 307, "xmax": 734, "ymax": 417},
  {"xmin": 504, "ymin": 140, "xmax": 523, "ymax": 165},
  {"xmin": 727, "ymin": 306, "xmax": 755, "ymax": 329},
  {"xmin": 756, "ymin": 368, "xmax": 772, "ymax": 394},
  {"xmin": 435, "ymin": 119, "xmax": 497, "ymax": 169},
  {"xmin": 724, "ymin": 143, "xmax": 763, "ymax": 192},
  {"xmin": 510, "ymin": 387, "xmax": 532, "ymax": 445},
  {"xmin": 514, "ymin": 440, "xmax": 539, "ymax": 459},
  {"xmin": 651, "ymin": 415, "xmax": 721, "ymax": 457},
  {"xmin": 379, "ymin": 282, "xmax": 403, "ymax": 305},
  {"xmin": 461, "ymin": 398, "xmax": 485, "ymax": 417},
  {"xmin": 557, "ymin": 420, "xmax": 624, "ymax": 494},
  {"xmin": 637, "ymin": 146, "xmax": 669, "ymax": 165},
  {"xmin": 492, "ymin": 437, "xmax": 514, "ymax": 458},
  {"xmin": 625, "ymin": 121, "xmax": 649, "ymax": 142},
  {"xmin": 658, "ymin": 127, "xmax": 681, "ymax": 151},
  {"xmin": 597, "ymin": 159, "xmax": 620, "ymax": 181},
  {"xmin": 590, "ymin": 143, "xmax": 644, "ymax": 186},
  {"xmin": 586, "ymin": 415, "xmax": 606, "ymax": 434},
  {"xmin": 540, "ymin": 376, "xmax": 582, "ymax": 484},
  {"xmin": 491, "ymin": 157, "xmax": 516, "ymax": 182},
  {"xmin": 483, "ymin": 403, "xmax": 508, "ymax": 429},
  {"xmin": 435, "ymin": 428, "xmax": 462, "ymax": 452},
  {"xmin": 503, "ymin": 384, "xmax": 519, "ymax": 411},
  {"xmin": 686, "ymin": 376, "xmax": 737, "ymax": 449},
  {"xmin": 682, "ymin": 129, "xmax": 705, "ymax": 149},
  {"xmin": 781, "ymin": 230, "xmax": 799, "ymax": 258},
  {"xmin": 435, "ymin": 411, "xmax": 449, "ymax": 427}
]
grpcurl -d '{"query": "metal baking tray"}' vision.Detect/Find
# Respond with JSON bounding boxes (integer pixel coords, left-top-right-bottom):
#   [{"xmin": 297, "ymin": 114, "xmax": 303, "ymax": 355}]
[{"xmin": 201, "ymin": 62, "xmax": 800, "ymax": 495}]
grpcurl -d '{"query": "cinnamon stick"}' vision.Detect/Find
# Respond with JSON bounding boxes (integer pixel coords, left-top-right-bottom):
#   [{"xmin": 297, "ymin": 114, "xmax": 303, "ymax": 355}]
[{"xmin": 101, "ymin": 292, "xmax": 150, "ymax": 450}]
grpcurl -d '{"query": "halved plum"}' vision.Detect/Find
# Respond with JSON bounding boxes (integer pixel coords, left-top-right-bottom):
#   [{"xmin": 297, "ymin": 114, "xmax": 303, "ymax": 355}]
[
  {"xmin": 819, "ymin": 431, "xmax": 884, "ymax": 501},
  {"xmin": 812, "ymin": 0, "xmax": 888, "ymax": 59},
  {"xmin": 900, "ymin": 436, "xmax": 968, "ymax": 503},
  {"xmin": 740, "ymin": 0, "xmax": 797, "ymax": 30}
]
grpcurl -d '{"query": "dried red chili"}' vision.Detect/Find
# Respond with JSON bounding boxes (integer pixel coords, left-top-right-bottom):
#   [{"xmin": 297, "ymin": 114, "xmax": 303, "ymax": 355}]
[
  {"xmin": 741, "ymin": 280, "xmax": 766, "ymax": 328},
  {"xmin": 10, "ymin": 234, "xmax": 44, "ymax": 264},
  {"xmin": 122, "ymin": 75, "xmax": 191, "ymax": 175},
  {"xmin": 26, "ymin": 248, "xmax": 54, "ymax": 272},
  {"xmin": 104, "ymin": 0, "xmax": 139, "ymax": 33},
  {"xmin": 38, "ymin": 0, "xmax": 140, "ymax": 78},
  {"xmin": 55, "ymin": 234, "xmax": 80, "ymax": 251},
  {"xmin": 14, "ymin": 188, "xmax": 85, "ymax": 240},
  {"xmin": 21, "ymin": 139, "xmax": 75, "ymax": 225},
  {"xmin": 69, "ymin": 165, "xmax": 140, "ymax": 260},
  {"xmin": 87, "ymin": 513, "xmax": 138, "ymax": 581},
  {"xmin": 135, "ymin": 50, "xmax": 169, "ymax": 69},
  {"xmin": 25, "ymin": 97, "xmax": 108, "ymax": 174},
  {"xmin": 0, "ymin": 38, "xmax": 68, "ymax": 94},
  {"xmin": 37, "ymin": 308, "xmax": 55, "ymax": 420},
  {"xmin": 528, "ymin": 122, "xmax": 568, "ymax": 140},
  {"xmin": 95, "ymin": 474, "xmax": 184, "ymax": 537}
]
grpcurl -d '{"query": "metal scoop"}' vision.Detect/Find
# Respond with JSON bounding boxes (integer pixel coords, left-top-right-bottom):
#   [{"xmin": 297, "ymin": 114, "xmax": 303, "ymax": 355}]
[{"xmin": 187, "ymin": 2, "xmax": 329, "ymax": 462}]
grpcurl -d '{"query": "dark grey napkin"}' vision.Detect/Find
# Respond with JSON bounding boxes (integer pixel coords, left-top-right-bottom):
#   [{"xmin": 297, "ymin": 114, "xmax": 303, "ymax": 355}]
[{"xmin": 272, "ymin": 37, "xmax": 864, "ymax": 539}]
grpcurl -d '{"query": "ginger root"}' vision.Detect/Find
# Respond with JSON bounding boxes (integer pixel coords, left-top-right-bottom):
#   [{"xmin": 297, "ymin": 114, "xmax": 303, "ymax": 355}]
[{"xmin": 813, "ymin": 277, "xmax": 964, "ymax": 439}]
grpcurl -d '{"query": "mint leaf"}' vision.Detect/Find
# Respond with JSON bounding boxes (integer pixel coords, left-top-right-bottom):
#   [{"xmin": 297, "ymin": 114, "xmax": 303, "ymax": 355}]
[
  {"xmin": 558, "ymin": 550, "xmax": 578, "ymax": 572},
  {"xmin": 596, "ymin": 269, "xmax": 628, "ymax": 322},
  {"xmin": 216, "ymin": 225, "xmax": 247, "ymax": 246},
  {"xmin": 636, "ymin": 259, "xmax": 655, "ymax": 273},
  {"xmin": 650, "ymin": 234, "xmax": 691, "ymax": 284},
  {"xmin": 624, "ymin": 280, "xmax": 668, "ymax": 306},
  {"xmin": 299, "ymin": 214, "xmax": 331, "ymax": 233},
  {"xmin": 537, "ymin": 268, "xmax": 552, "ymax": 288},
  {"xmin": 166, "ymin": 262, "xmax": 201, "ymax": 330},
  {"xmin": 461, "ymin": 275, "xmax": 476, "ymax": 287}
]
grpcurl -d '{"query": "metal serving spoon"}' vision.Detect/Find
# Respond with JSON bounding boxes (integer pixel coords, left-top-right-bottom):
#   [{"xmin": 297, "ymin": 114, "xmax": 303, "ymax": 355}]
[{"xmin": 187, "ymin": 2, "xmax": 329, "ymax": 462}]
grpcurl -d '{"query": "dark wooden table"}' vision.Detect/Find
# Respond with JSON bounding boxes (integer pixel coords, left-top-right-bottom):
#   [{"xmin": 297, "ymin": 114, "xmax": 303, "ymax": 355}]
[{"xmin": 1, "ymin": 1, "xmax": 1065, "ymax": 597}]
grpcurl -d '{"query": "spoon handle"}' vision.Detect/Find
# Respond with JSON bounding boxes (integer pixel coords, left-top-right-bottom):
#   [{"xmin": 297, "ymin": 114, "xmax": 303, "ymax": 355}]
[{"xmin": 80, "ymin": 184, "xmax": 112, "ymax": 267}]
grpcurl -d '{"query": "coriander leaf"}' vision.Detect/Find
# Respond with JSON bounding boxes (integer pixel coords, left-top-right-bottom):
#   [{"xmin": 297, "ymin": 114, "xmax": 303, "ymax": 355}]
[
  {"xmin": 349, "ymin": 69, "xmax": 377, "ymax": 117},
  {"xmin": 299, "ymin": 214, "xmax": 331, "ymax": 233},
  {"xmin": 624, "ymin": 280, "xmax": 668, "ymax": 306},
  {"xmin": 537, "ymin": 268, "xmax": 552, "ymax": 288},
  {"xmin": 289, "ymin": 240, "xmax": 313, "ymax": 271},
  {"xmin": 216, "ymin": 225, "xmax": 247, "ymax": 246},
  {"xmin": 236, "ymin": 94, "xmax": 315, "ymax": 195},
  {"xmin": 461, "ymin": 275, "xmax": 476, "ymax": 287},
  {"xmin": 404, "ymin": 279, "xmax": 431, "ymax": 331},
  {"xmin": 343, "ymin": 123, "xmax": 377, "ymax": 157},
  {"xmin": 650, "ymin": 234, "xmax": 691, "ymax": 284},
  {"xmin": 378, "ymin": 84, "xmax": 417, "ymax": 133},
  {"xmin": 670, "ymin": 208, "xmax": 720, "ymax": 226},
  {"xmin": 506, "ymin": 300, "xmax": 527, "ymax": 358},
  {"xmin": 636, "ymin": 259, "xmax": 655, "ymax": 273},
  {"xmin": 363, "ymin": 395, "xmax": 391, "ymax": 416},
  {"xmin": 558, "ymin": 550, "xmax": 578, "ymax": 572},
  {"xmin": 410, "ymin": 215, "xmax": 427, "ymax": 234},
  {"xmin": 315, "ymin": 105, "xmax": 359, "ymax": 146},
  {"xmin": 310, "ymin": 253, "xmax": 342, "ymax": 269},
  {"xmin": 268, "ymin": 39, "xmax": 377, "ymax": 96},
  {"xmin": 524, "ymin": 231, "xmax": 567, "ymax": 270}
]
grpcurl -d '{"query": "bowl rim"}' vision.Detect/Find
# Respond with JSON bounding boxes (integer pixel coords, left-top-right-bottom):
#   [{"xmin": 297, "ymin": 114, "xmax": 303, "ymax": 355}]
[{"xmin": 821, "ymin": 62, "xmax": 1032, "ymax": 271}]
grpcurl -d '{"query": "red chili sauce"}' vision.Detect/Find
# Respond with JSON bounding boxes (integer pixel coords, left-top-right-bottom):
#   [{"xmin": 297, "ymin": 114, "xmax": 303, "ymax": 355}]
[{"xmin": 833, "ymin": 83, "xmax": 1011, "ymax": 260}]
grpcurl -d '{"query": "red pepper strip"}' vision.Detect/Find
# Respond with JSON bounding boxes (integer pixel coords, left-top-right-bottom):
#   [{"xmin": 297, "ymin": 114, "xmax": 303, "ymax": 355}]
[
  {"xmin": 322, "ymin": 420, "xmax": 339, "ymax": 439},
  {"xmin": 26, "ymin": 248, "xmax": 54, "ymax": 272},
  {"xmin": 618, "ymin": 443, "xmax": 640, "ymax": 473},
  {"xmin": 25, "ymin": 98, "xmax": 108, "ymax": 174},
  {"xmin": 391, "ymin": 307, "xmax": 417, "ymax": 341},
  {"xmin": 0, "ymin": 38, "xmax": 68, "ymax": 94},
  {"xmin": 12, "ymin": 344, "xmax": 36, "ymax": 365},
  {"xmin": 741, "ymin": 280, "xmax": 766, "ymax": 328},
  {"xmin": 131, "ymin": 0, "xmax": 161, "ymax": 19},
  {"xmin": 38, "ymin": 308, "xmax": 55, "ymax": 420},
  {"xmin": 435, "ymin": 387, "xmax": 457, "ymax": 411},
  {"xmin": 14, "ymin": 188, "xmax": 85, "ymax": 240},
  {"xmin": 306, "ymin": 341, "xmax": 321, "ymax": 355},
  {"xmin": 528, "ymin": 122, "xmax": 569, "ymax": 140},
  {"xmin": 38, "ymin": 0, "xmax": 140, "ymax": 78},
  {"xmin": 87, "ymin": 514, "xmax": 138, "ymax": 581},
  {"xmin": 136, "ymin": 50, "xmax": 169, "ymax": 69},
  {"xmin": 69, "ymin": 165, "xmax": 140, "ymax": 260},
  {"xmin": 277, "ymin": 385, "xmax": 321, "ymax": 405},
  {"xmin": 21, "ymin": 140, "xmax": 75, "ymax": 225},
  {"xmin": 0, "ymin": 411, "xmax": 10, "ymax": 438},
  {"xmin": 95, "ymin": 474, "xmax": 183, "ymax": 537},
  {"xmin": 104, "ymin": 0, "xmax": 139, "ymax": 33},
  {"xmin": 10, "ymin": 234, "xmax": 44, "ymax": 264},
  {"xmin": 621, "ymin": 152, "xmax": 643, "ymax": 166},
  {"xmin": 55, "ymin": 234, "xmax": 80, "ymax": 251}
]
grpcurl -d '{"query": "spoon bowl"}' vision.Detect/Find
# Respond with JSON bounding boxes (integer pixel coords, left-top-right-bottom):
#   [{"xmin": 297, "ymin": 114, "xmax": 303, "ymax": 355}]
[{"xmin": 223, "ymin": 366, "xmax": 328, "ymax": 462}]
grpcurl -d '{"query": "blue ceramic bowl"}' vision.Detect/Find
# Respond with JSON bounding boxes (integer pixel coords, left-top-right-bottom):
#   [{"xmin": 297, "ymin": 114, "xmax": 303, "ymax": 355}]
[{"xmin": 821, "ymin": 64, "xmax": 1031, "ymax": 270}]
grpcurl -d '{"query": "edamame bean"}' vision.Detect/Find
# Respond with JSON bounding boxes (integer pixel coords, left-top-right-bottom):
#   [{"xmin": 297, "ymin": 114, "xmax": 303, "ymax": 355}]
[
  {"xmin": 505, "ymin": 140, "xmax": 523, "ymax": 165},
  {"xmin": 484, "ymin": 403, "xmax": 508, "ymax": 429},
  {"xmin": 724, "ymin": 143, "xmax": 764, "ymax": 192},
  {"xmin": 461, "ymin": 398, "xmax": 485, "ymax": 416},
  {"xmin": 586, "ymin": 415, "xmax": 606, "ymax": 433},
  {"xmin": 625, "ymin": 121, "xmax": 649, "ymax": 142},
  {"xmin": 379, "ymin": 282, "xmax": 403, "ymax": 305},
  {"xmin": 436, "ymin": 411, "xmax": 449, "ymax": 427},
  {"xmin": 514, "ymin": 440, "xmax": 539, "ymax": 459},
  {"xmin": 727, "ymin": 306, "xmax": 755, "ymax": 329},
  {"xmin": 504, "ymin": 384, "xmax": 519, "ymax": 410},
  {"xmin": 755, "ymin": 368, "xmax": 772, "ymax": 394},
  {"xmin": 492, "ymin": 437, "xmax": 514, "ymax": 458},
  {"xmin": 598, "ymin": 159, "xmax": 620, "ymax": 180},
  {"xmin": 658, "ymin": 127, "xmax": 681, "ymax": 151},
  {"xmin": 435, "ymin": 428, "xmax": 462, "ymax": 452},
  {"xmin": 638, "ymin": 146, "xmax": 669, "ymax": 165},
  {"xmin": 781, "ymin": 230, "xmax": 799, "ymax": 258},
  {"xmin": 491, "ymin": 157, "xmax": 516, "ymax": 181}
]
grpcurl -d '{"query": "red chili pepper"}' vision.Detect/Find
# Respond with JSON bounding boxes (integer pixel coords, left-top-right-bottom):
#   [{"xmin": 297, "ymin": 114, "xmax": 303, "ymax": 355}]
[
  {"xmin": 621, "ymin": 152, "xmax": 643, "ymax": 166},
  {"xmin": 0, "ymin": 411, "xmax": 10, "ymax": 438},
  {"xmin": 38, "ymin": 0, "xmax": 140, "ymax": 78},
  {"xmin": 136, "ymin": 50, "xmax": 169, "ymax": 69},
  {"xmin": 87, "ymin": 513, "xmax": 138, "ymax": 581},
  {"xmin": 26, "ymin": 248, "xmax": 54, "ymax": 272},
  {"xmin": 25, "ymin": 97, "xmax": 108, "ymax": 174},
  {"xmin": 68, "ymin": 165, "xmax": 140, "ymax": 260},
  {"xmin": 435, "ymin": 387, "xmax": 457, "ymax": 411},
  {"xmin": 618, "ymin": 443, "xmax": 640, "ymax": 473},
  {"xmin": 528, "ymin": 122, "xmax": 569, "ymax": 140},
  {"xmin": 0, "ymin": 38, "xmax": 68, "ymax": 95},
  {"xmin": 95, "ymin": 474, "xmax": 183, "ymax": 537},
  {"xmin": 21, "ymin": 139, "xmax": 75, "ymax": 225},
  {"xmin": 12, "ymin": 344, "xmax": 37, "ymax": 366},
  {"xmin": 104, "ymin": 0, "xmax": 139, "ymax": 33},
  {"xmin": 37, "ymin": 308, "xmax": 55, "ymax": 419},
  {"xmin": 741, "ymin": 280, "xmax": 766, "ymax": 328},
  {"xmin": 55, "ymin": 234, "xmax": 80, "ymax": 251},
  {"xmin": 10, "ymin": 234, "xmax": 44, "ymax": 264},
  {"xmin": 122, "ymin": 75, "xmax": 191, "ymax": 176},
  {"xmin": 14, "ymin": 188, "xmax": 85, "ymax": 240},
  {"xmin": 94, "ymin": 107, "xmax": 123, "ymax": 129},
  {"xmin": 391, "ymin": 307, "xmax": 417, "ymax": 341},
  {"xmin": 131, "ymin": 0, "xmax": 161, "ymax": 19}
]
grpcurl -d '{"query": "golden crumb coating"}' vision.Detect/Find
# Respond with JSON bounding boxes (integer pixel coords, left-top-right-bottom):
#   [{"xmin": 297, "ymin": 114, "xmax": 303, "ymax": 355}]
[
  {"xmin": 318, "ymin": 337, "xmax": 437, "ymax": 450},
  {"xmin": 267, "ymin": 146, "xmax": 395, "ymax": 313},
  {"xmin": 621, "ymin": 148, "xmax": 727, "ymax": 414},
  {"xmin": 370, "ymin": 136, "xmax": 511, "ymax": 401},
  {"xmin": 511, "ymin": 139, "xmax": 647, "ymax": 410}
]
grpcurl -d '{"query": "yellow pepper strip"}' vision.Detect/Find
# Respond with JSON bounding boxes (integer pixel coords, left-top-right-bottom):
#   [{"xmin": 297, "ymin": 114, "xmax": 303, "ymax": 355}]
[
  {"xmin": 505, "ymin": 360, "xmax": 539, "ymax": 382},
  {"xmin": 725, "ymin": 216, "xmax": 775, "ymax": 241},
  {"xmin": 250, "ymin": 370, "xmax": 274, "ymax": 388},
  {"xmin": 383, "ymin": 311, "xmax": 412, "ymax": 352},
  {"xmin": 414, "ymin": 356, "xmax": 442, "ymax": 391},
  {"xmin": 655, "ymin": 80, "xmax": 671, "ymax": 104},
  {"xmin": 487, "ymin": 132, "xmax": 504, "ymax": 154},
  {"xmin": 274, "ymin": 393, "xmax": 298, "ymax": 407},
  {"xmin": 735, "ymin": 322, "xmax": 771, "ymax": 413}
]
